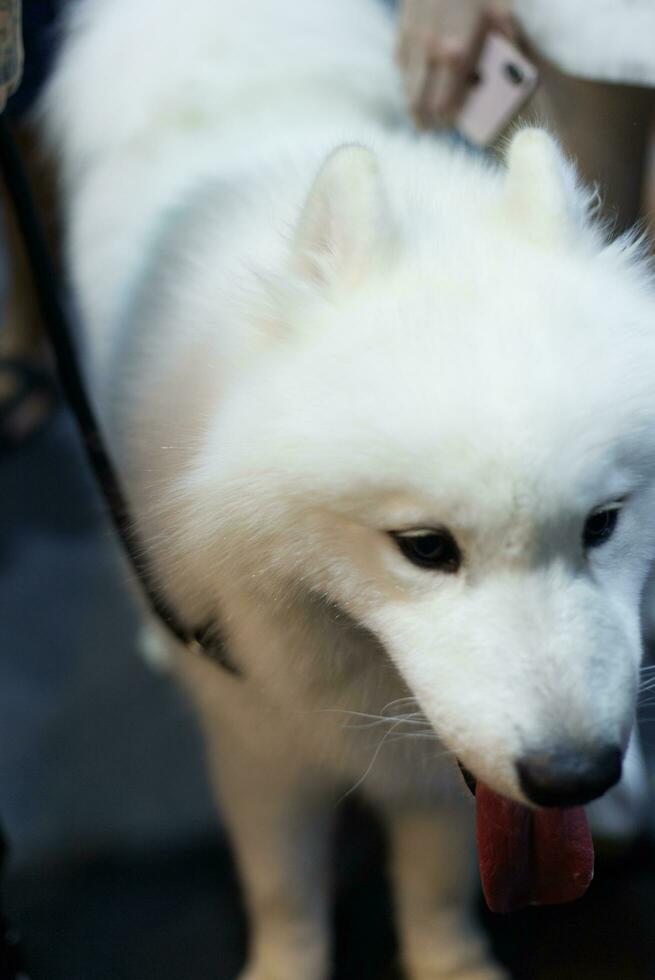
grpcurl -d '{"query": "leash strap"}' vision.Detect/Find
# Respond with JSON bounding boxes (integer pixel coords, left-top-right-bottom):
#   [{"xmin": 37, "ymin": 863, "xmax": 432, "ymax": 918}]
[
  {"xmin": 0, "ymin": 1, "xmax": 23, "ymax": 113},
  {"xmin": 0, "ymin": 116, "xmax": 240, "ymax": 675}
]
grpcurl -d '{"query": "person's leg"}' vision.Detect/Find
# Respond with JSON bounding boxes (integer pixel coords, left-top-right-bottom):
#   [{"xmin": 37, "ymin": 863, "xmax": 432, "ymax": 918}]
[{"xmin": 517, "ymin": 52, "xmax": 654, "ymax": 233}]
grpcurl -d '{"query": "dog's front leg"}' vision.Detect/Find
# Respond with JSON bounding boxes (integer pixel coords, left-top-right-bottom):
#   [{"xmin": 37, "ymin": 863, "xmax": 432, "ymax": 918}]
[
  {"xmin": 387, "ymin": 806, "xmax": 508, "ymax": 980},
  {"xmin": 217, "ymin": 753, "xmax": 334, "ymax": 980}
]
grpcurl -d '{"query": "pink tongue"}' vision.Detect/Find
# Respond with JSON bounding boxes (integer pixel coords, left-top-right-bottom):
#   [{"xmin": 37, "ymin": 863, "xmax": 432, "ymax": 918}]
[{"xmin": 476, "ymin": 781, "xmax": 594, "ymax": 914}]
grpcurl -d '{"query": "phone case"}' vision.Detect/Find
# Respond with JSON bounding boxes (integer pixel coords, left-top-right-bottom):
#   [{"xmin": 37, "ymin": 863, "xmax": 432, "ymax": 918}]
[{"xmin": 455, "ymin": 33, "xmax": 539, "ymax": 147}]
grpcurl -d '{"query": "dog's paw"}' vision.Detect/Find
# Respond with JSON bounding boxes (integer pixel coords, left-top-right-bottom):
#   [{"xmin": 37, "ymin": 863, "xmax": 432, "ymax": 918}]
[
  {"xmin": 239, "ymin": 972, "xmax": 324, "ymax": 980},
  {"xmin": 238, "ymin": 970, "xmax": 285, "ymax": 980},
  {"xmin": 404, "ymin": 946, "xmax": 509, "ymax": 980},
  {"xmin": 408, "ymin": 965, "xmax": 509, "ymax": 980},
  {"xmin": 238, "ymin": 958, "xmax": 326, "ymax": 980}
]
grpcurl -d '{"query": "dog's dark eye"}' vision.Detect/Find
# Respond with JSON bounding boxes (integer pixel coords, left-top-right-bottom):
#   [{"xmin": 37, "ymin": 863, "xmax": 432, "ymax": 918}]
[
  {"xmin": 583, "ymin": 506, "xmax": 620, "ymax": 550},
  {"xmin": 391, "ymin": 528, "xmax": 461, "ymax": 572}
]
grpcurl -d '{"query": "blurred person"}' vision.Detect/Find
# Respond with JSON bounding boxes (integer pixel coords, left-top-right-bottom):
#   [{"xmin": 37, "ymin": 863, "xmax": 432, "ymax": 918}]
[
  {"xmin": 397, "ymin": 0, "xmax": 655, "ymax": 231},
  {"xmin": 0, "ymin": 0, "xmax": 61, "ymax": 452}
]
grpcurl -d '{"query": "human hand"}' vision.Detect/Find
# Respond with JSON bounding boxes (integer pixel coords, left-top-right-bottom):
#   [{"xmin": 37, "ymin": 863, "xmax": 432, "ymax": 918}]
[{"xmin": 396, "ymin": 0, "xmax": 515, "ymax": 129}]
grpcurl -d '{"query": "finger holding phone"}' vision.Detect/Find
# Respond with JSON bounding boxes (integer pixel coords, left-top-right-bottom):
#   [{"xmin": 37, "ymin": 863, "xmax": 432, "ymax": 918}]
[{"xmin": 396, "ymin": 0, "xmax": 515, "ymax": 130}]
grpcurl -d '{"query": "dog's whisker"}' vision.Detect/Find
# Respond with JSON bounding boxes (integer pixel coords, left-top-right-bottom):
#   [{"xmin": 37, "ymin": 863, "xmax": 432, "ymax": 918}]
[
  {"xmin": 380, "ymin": 695, "xmax": 417, "ymax": 709},
  {"xmin": 342, "ymin": 717, "xmax": 433, "ymax": 731},
  {"xmin": 311, "ymin": 707, "xmax": 430, "ymax": 730},
  {"xmin": 310, "ymin": 708, "xmax": 388, "ymax": 723},
  {"xmin": 385, "ymin": 731, "xmax": 444, "ymax": 745},
  {"xmin": 339, "ymin": 719, "xmax": 406, "ymax": 801}
]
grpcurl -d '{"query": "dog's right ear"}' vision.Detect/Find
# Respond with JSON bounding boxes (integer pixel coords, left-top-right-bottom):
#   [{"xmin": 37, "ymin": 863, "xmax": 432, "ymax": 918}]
[
  {"xmin": 504, "ymin": 128, "xmax": 594, "ymax": 246},
  {"xmin": 293, "ymin": 144, "xmax": 394, "ymax": 285}
]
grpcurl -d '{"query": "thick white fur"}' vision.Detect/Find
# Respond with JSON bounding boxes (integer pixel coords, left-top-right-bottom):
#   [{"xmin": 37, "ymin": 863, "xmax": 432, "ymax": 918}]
[{"xmin": 42, "ymin": 2, "xmax": 655, "ymax": 978}]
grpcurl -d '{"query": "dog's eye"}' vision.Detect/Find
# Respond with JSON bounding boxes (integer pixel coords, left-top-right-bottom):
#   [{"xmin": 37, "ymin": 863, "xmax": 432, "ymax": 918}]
[
  {"xmin": 391, "ymin": 528, "xmax": 461, "ymax": 572},
  {"xmin": 583, "ymin": 505, "xmax": 621, "ymax": 550}
]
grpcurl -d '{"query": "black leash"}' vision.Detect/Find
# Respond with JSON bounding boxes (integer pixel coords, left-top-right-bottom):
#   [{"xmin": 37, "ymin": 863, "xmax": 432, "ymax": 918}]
[{"xmin": 0, "ymin": 115, "xmax": 239, "ymax": 676}]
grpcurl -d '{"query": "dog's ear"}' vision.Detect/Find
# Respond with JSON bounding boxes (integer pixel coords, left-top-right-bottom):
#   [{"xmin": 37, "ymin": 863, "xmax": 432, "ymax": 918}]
[
  {"xmin": 504, "ymin": 128, "xmax": 592, "ymax": 245},
  {"xmin": 293, "ymin": 144, "xmax": 393, "ymax": 284}
]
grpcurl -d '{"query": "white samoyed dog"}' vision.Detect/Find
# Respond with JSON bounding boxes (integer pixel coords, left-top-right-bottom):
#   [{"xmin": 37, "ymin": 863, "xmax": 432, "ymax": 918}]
[{"xmin": 42, "ymin": 0, "xmax": 655, "ymax": 977}]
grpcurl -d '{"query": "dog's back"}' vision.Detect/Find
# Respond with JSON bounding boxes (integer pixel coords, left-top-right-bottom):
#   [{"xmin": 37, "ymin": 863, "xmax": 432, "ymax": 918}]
[{"xmin": 41, "ymin": 0, "xmax": 403, "ymax": 378}]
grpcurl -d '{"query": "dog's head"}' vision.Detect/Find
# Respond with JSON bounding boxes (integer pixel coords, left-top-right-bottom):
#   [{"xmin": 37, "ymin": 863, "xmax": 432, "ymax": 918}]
[{"xmin": 178, "ymin": 129, "xmax": 655, "ymax": 806}]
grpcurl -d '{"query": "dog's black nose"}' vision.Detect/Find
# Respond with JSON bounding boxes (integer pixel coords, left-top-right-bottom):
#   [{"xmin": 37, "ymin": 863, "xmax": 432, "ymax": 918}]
[{"xmin": 517, "ymin": 745, "xmax": 622, "ymax": 807}]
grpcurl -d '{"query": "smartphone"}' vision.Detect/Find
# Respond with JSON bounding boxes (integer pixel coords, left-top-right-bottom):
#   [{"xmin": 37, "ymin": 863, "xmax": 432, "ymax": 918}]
[{"xmin": 455, "ymin": 33, "xmax": 539, "ymax": 147}]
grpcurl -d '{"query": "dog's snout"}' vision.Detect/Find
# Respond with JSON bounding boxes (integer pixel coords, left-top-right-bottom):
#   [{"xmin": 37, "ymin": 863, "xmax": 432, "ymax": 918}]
[{"xmin": 517, "ymin": 744, "xmax": 622, "ymax": 807}]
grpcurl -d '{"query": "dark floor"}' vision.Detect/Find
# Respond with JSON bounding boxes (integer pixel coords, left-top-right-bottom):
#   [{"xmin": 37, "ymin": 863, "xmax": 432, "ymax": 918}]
[{"xmin": 3, "ymin": 406, "xmax": 655, "ymax": 980}]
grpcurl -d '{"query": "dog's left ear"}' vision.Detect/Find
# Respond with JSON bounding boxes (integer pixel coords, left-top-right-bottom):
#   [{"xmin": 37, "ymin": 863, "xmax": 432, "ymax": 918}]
[
  {"xmin": 504, "ymin": 128, "xmax": 592, "ymax": 245},
  {"xmin": 293, "ymin": 144, "xmax": 394, "ymax": 284}
]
